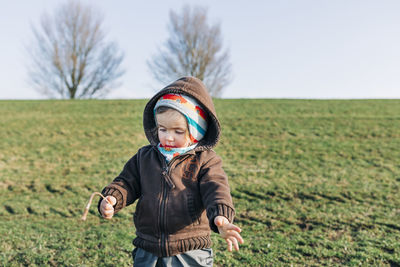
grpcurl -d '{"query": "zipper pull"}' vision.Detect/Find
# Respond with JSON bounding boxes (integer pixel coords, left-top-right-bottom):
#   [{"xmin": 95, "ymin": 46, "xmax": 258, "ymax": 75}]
[
  {"xmin": 162, "ymin": 167, "xmax": 168, "ymax": 176},
  {"xmin": 162, "ymin": 168, "xmax": 175, "ymax": 189}
]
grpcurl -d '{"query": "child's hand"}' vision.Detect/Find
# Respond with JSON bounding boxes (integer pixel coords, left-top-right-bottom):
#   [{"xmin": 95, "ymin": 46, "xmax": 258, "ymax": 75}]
[
  {"xmin": 100, "ymin": 196, "xmax": 116, "ymax": 220},
  {"xmin": 214, "ymin": 216, "xmax": 244, "ymax": 252}
]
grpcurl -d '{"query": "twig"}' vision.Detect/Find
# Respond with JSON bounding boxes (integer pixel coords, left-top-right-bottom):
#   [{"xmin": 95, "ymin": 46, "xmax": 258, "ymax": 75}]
[{"xmin": 81, "ymin": 192, "xmax": 109, "ymax": 221}]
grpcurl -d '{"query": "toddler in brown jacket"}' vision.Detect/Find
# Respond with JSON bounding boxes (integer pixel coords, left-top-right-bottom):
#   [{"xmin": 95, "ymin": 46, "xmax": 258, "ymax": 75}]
[{"xmin": 99, "ymin": 77, "xmax": 243, "ymax": 266}]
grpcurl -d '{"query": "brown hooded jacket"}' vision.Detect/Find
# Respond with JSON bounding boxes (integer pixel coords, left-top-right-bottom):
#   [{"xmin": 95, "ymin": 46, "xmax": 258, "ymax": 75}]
[{"xmin": 100, "ymin": 77, "xmax": 235, "ymax": 257}]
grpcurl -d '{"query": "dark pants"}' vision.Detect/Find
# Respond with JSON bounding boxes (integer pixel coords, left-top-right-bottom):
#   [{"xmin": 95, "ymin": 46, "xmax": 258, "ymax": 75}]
[{"xmin": 132, "ymin": 247, "xmax": 213, "ymax": 267}]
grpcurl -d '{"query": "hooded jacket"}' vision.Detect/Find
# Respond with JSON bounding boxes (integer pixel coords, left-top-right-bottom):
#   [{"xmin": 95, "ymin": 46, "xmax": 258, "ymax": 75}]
[{"xmin": 100, "ymin": 77, "xmax": 235, "ymax": 257}]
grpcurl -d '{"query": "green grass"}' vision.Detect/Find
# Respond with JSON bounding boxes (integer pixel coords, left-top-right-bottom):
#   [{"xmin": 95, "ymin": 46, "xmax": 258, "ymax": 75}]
[{"xmin": 0, "ymin": 99, "xmax": 399, "ymax": 266}]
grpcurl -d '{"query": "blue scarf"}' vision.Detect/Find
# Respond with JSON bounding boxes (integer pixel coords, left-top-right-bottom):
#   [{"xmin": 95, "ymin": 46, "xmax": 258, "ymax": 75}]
[{"xmin": 157, "ymin": 143, "xmax": 197, "ymax": 163}]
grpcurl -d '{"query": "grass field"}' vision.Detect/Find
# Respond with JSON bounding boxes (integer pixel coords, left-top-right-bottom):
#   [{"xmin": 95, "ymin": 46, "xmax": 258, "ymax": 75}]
[{"xmin": 0, "ymin": 99, "xmax": 399, "ymax": 266}]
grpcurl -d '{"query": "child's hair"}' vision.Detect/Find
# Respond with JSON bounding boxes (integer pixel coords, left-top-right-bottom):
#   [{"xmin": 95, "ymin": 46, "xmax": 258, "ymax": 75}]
[{"xmin": 155, "ymin": 106, "xmax": 172, "ymax": 115}]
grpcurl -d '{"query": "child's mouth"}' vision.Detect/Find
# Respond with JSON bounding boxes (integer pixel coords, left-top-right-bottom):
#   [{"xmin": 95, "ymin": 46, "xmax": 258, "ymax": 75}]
[{"xmin": 163, "ymin": 145, "xmax": 177, "ymax": 148}]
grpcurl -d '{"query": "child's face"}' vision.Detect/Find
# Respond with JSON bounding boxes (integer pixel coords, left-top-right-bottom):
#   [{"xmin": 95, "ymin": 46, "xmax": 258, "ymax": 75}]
[{"xmin": 156, "ymin": 109, "xmax": 190, "ymax": 148}]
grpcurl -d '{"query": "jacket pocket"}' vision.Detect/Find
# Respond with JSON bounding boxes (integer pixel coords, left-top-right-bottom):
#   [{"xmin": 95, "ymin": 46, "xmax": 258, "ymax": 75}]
[
  {"xmin": 165, "ymin": 192, "xmax": 193, "ymax": 234},
  {"xmin": 133, "ymin": 196, "xmax": 143, "ymax": 224},
  {"xmin": 187, "ymin": 193, "xmax": 202, "ymax": 226},
  {"xmin": 134, "ymin": 194, "xmax": 158, "ymax": 236}
]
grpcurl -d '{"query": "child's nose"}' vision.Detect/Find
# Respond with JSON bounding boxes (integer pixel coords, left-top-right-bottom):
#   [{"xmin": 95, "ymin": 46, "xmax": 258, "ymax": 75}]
[{"xmin": 166, "ymin": 133, "xmax": 174, "ymax": 141}]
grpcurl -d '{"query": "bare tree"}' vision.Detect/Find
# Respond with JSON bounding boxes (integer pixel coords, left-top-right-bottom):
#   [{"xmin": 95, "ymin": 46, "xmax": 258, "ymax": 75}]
[
  {"xmin": 147, "ymin": 6, "xmax": 232, "ymax": 97},
  {"xmin": 28, "ymin": 1, "xmax": 124, "ymax": 99}
]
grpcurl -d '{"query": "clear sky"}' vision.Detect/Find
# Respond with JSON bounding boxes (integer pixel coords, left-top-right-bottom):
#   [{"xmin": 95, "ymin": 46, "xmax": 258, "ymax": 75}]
[{"xmin": 1, "ymin": 0, "xmax": 399, "ymax": 99}]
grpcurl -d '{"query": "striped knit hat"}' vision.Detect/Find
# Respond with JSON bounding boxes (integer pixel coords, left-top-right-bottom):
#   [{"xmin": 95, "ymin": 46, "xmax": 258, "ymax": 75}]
[{"xmin": 154, "ymin": 93, "xmax": 208, "ymax": 144}]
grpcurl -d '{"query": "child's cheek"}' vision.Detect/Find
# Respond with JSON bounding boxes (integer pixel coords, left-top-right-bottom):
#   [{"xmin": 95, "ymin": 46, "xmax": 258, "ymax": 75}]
[
  {"xmin": 158, "ymin": 132, "xmax": 165, "ymax": 146},
  {"xmin": 186, "ymin": 133, "xmax": 191, "ymax": 147}
]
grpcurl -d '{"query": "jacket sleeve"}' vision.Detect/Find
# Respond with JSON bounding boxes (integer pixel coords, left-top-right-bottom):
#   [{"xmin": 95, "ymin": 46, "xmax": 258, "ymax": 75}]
[
  {"xmin": 199, "ymin": 153, "xmax": 235, "ymax": 233},
  {"xmin": 98, "ymin": 152, "xmax": 141, "ymax": 214}
]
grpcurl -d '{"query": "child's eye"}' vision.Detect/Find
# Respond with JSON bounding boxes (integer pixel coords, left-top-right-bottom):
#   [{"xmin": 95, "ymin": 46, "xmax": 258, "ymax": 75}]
[
  {"xmin": 175, "ymin": 131, "xmax": 185, "ymax": 135},
  {"xmin": 159, "ymin": 128, "xmax": 166, "ymax": 132}
]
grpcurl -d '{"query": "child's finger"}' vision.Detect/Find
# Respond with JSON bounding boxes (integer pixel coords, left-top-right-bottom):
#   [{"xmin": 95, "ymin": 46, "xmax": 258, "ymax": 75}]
[
  {"xmin": 226, "ymin": 238, "xmax": 233, "ymax": 252},
  {"xmin": 230, "ymin": 237, "xmax": 240, "ymax": 251},
  {"xmin": 103, "ymin": 209, "xmax": 114, "ymax": 215},
  {"xmin": 226, "ymin": 223, "xmax": 242, "ymax": 233},
  {"xmin": 100, "ymin": 201, "xmax": 114, "ymax": 218},
  {"xmin": 102, "ymin": 208, "xmax": 114, "ymax": 218},
  {"xmin": 215, "ymin": 217, "xmax": 222, "ymax": 226},
  {"xmin": 227, "ymin": 230, "xmax": 244, "ymax": 244},
  {"xmin": 104, "ymin": 203, "xmax": 114, "ymax": 210},
  {"xmin": 101, "ymin": 206, "xmax": 111, "ymax": 215},
  {"xmin": 100, "ymin": 199, "xmax": 110, "ymax": 209},
  {"xmin": 215, "ymin": 216, "xmax": 227, "ymax": 227},
  {"xmin": 106, "ymin": 196, "xmax": 117, "ymax": 206},
  {"xmin": 103, "ymin": 209, "xmax": 114, "ymax": 217},
  {"xmin": 104, "ymin": 214, "xmax": 113, "ymax": 220}
]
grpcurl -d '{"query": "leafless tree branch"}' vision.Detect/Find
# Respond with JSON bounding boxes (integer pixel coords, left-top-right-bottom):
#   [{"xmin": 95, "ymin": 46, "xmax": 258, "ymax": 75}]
[
  {"xmin": 27, "ymin": 1, "xmax": 124, "ymax": 99},
  {"xmin": 147, "ymin": 5, "xmax": 232, "ymax": 97}
]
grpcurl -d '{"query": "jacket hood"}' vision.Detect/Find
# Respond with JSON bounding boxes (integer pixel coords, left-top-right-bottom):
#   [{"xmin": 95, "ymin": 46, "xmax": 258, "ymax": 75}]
[{"xmin": 143, "ymin": 77, "xmax": 220, "ymax": 151}]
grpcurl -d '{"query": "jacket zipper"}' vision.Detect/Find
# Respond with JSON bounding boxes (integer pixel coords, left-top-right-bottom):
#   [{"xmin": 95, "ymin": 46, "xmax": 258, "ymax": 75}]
[
  {"xmin": 156, "ymin": 148, "xmax": 193, "ymax": 256},
  {"xmin": 159, "ymin": 157, "xmax": 180, "ymax": 256},
  {"xmin": 160, "ymin": 166, "xmax": 168, "ymax": 256}
]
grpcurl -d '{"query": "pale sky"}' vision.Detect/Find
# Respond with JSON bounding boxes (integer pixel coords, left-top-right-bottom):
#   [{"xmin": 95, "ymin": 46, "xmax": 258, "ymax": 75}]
[{"xmin": 0, "ymin": 0, "xmax": 399, "ymax": 99}]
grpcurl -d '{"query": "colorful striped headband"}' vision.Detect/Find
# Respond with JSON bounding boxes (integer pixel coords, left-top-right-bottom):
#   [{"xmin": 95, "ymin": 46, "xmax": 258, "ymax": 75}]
[{"xmin": 154, "ymin": 93, "xmax": 208, "ymax": 144}]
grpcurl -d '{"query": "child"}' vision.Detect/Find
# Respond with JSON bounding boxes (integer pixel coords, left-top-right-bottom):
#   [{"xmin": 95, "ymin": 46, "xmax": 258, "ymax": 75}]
[{"xmin": 99, "ymin": 77, "xmax": 243, "ymax": 266}]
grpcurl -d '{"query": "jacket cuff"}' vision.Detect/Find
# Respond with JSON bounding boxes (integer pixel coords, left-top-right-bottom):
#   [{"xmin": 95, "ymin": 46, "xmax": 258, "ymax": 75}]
[
  {"xmin": 97, "ymin": 187, "xmax": 125, "ymax": 215},
  {"xmin": 206, "ymin": 204, "xmax": 235, "ymax": 233}
]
